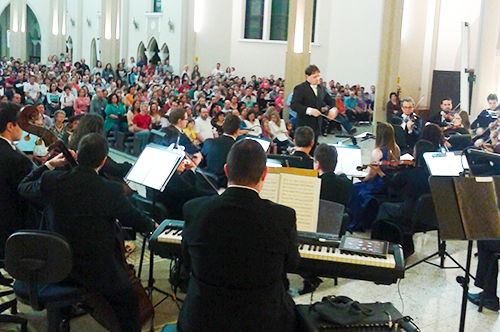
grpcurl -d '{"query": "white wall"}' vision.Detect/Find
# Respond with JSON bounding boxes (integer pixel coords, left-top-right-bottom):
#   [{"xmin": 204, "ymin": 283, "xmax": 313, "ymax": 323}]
[
  {"xmin": 435, "ymin": 0, "xmax": 481, "ymax": 71},
  {"xmin": 193, "ymin": 0, "xmax": 232, "ymax": 76},
  {"xmin": 324, "ymin": 0, "xmax": 383, "ymax": 88}
]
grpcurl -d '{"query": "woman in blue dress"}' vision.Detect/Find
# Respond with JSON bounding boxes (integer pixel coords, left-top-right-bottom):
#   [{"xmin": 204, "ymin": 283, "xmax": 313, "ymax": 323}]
[{"xmin": 347, "ymin": 122, "xmax": 400, "ymax": 231}]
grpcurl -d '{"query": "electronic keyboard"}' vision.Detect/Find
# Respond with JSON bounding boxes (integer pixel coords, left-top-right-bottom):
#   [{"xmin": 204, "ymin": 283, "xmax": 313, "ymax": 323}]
[{"xmin": 149, "ymin": 220, "xmax": 405, "ymax": 285}]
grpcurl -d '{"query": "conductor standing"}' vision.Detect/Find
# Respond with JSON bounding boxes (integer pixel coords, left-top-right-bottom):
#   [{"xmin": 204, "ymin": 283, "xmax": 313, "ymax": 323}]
[{"xmin": 291, "ymin": 65, "xmax": 341, "ymax": 149}]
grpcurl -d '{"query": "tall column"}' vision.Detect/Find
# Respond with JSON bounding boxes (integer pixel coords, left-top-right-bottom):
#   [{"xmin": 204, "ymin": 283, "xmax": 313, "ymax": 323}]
[
  {"xmin": 470, "ymin": 0, "xmax": 500, "ymax": 119},
  {"xmin": 283, "ymin": 0, "xmax": 314, "ymax": 121},
  {"xmin": 120, "ymin": 0, "xmax": 129, "ymax": 60},
  {"xmin": 49, "ymin": 0, "xmax": 67, "ymax": 58},
  {"xmin": 419, "ymin": 0, "xmax": 441, "ymax": 109},
  {"xmin": 9, "ymin": 0, "xmax": 26, "ymax": 60},
  {"xmin": 374, "ymin": 0, "xmax": 404, "ymax": 124},
  {"xmin": 100, "ymin": 0, "xmax": 121, "ymax": 67},
  {"xmin": 76, "ymin": 0, "xmax": 84, "ymax": 60}
]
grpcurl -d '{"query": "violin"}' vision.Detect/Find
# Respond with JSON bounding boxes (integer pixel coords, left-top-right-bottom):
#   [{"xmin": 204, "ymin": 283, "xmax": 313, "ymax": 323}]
[
  {"xmin": 18, "ymin": 106, "xmax": 77, "ymax": 167},
  {"xmin": 356, "ymin": 160, "xmax": 414, "ymax": 171}
]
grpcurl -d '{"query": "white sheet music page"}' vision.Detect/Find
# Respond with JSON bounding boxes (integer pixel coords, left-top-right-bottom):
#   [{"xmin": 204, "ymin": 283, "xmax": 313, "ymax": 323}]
[
  {"xmin": 278, "ymin": 173, "xmax": 321, "ymax": 232},
  {"xmin": 260, "ymin": 173, "xmax": 281, "ymax": 202}
]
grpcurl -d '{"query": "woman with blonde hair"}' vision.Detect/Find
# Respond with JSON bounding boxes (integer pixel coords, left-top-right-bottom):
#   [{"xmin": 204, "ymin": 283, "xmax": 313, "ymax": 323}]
[{"xmin": 347, "ymin": 122, "xmax": 400, "ymax": 231}]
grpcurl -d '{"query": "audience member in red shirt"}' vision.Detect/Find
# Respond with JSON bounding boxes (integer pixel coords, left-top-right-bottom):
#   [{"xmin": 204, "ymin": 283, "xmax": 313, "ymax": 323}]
[{"xmin": 132, "ymin": 102, "xmax": 152, "ymax": 152}]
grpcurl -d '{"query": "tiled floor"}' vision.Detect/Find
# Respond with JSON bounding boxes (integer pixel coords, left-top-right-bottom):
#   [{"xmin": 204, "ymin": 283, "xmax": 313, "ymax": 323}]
[{"xmin": 1, "ymin": 125, "xmax": 499, "ymax": 331}]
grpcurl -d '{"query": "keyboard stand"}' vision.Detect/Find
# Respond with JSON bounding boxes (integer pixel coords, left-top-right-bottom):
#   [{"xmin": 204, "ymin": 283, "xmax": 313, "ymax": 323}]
[{"xmin": 146, "ymin": 244, "xmax": 183, "ymax": 332}]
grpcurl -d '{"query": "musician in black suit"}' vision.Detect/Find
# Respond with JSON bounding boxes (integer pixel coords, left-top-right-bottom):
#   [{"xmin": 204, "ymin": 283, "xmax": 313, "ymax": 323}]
[
  {"xmin": 287, "ymin": 126, "xmax": 314, "ymax": 169},
  {"xmin": 314, "ymin": 143, "xmax": 353, "ymax": 206},
  {"xmin": 426, "ymin": 97, "xmax": 454, "ymax": 127},
  {"xmin": 178, "ymin": 139, "xmax": 300, "ymax": 332},
  {"xmin": 201, "ymin": 114, "xmax": 240, "ymax": 187},
  {"xmin": 291, "ymin": 65, "xmax": 349, "ymax": 148},
  {"xmin": 0, "ymin": 101, "xmax": 36, "ymax": 257},
  {"xmin": 19, "ymin": 133, "xmax": 156, "ymax": 332},
  {"xmin": 468, "ymin": 240, "xmax": 500, "ymax": 311},
  {"xmin": 162, "ymin": 107, "xmax": 202, "ymax": 158},
  {"xmin": 398, "ymin": 97, "xmax": 422, "ymax": 155}
]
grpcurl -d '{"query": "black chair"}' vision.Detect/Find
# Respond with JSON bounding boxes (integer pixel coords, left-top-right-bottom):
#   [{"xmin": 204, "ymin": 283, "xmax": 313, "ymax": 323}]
[
  {"xmin": 447, "ymin": 134, "xmax": 471, "ymax": 151},
  {"xmin": 130, "ymin": 193, "xmax": 168, "ymax": 278},
  {"xmin": 5, "ymin": 230, "xmax": 91, "ymax": 332},
  {"xmin": 391, "ymin": 125, "xmax": 407, "ymax": 154},
  {"xmin": 0, "ymin": 261, "xmax": 28, "ymax": 332},
  {"xmin": 405, "ymin": 194, "xmax": 447, "ymax": 270}
]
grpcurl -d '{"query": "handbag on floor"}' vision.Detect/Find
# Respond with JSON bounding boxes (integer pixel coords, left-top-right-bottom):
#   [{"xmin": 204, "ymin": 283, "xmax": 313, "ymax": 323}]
[{"xmin": 296, "ymin": 295, "xmax": 420, "ymax": 332}]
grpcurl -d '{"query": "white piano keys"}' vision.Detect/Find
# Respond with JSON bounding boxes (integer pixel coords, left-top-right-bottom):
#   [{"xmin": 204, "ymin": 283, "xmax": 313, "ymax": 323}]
[{"xmin": 299, "ymin": 244, "xmax": 396, "ymax": 269}]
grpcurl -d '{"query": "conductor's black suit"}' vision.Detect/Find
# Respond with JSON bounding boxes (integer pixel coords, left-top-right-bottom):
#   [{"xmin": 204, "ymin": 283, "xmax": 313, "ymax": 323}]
[
  {"xmin": 178, "ymin": 186, "xmax": 300, "ymax": 332},
  {"xmin": 291, "ymin": 81, "xmax": 336, "ymax": 141}
]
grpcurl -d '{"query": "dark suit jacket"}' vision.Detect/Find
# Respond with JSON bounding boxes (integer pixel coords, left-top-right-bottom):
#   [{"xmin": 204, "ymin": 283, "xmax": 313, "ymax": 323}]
[
  {"xmin": 178, "ymin": 187, "xmax": 299, "ymax": 332},
  {"xmin": 319, "ymin": 172, "xmax": 353, "ymax": 206},
  {"xmin": 161, "ymin": 125, "xmax": 200, "ymax": 155},
  {"xmin": 291, "ymin": 81, "xmax": 336, "ymax": 135},
  {"xmin": 287, "ymin": 150, "xmax": 314, "ymax": 169},
  {"xmin": 18, "ymin": 165, "xmax": 155, "ymax": 293},
  {"xmin": 201, "ymin": 135, "xmax": 236, "ymax": 186},
  {"xmin": 471, "ymin": 109, "xmax": 497, "ymax": 129},
  {"xmin": 0, "ymin": 139, "xmax": 34, "ymax": 256},
  {"xmin": 427, "ymin": 112, "xmax": 449, "ymax": 127}
]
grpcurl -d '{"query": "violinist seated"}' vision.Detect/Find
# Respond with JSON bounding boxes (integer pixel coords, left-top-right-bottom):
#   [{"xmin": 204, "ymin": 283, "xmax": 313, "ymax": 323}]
[
  {"xmin": 18, "ymin": 133, "xmax": 157, "ymax": 332},
  {"xmin": 442, "ymin": 110, "xmax": 471, "ymax": 136},
  {"xmin": 347, "ymin": 122, "xmax": 401, "ymax": 232},
  {"xmin": 153, "ymin": 127, "xmax": 217, "ymax": 221},
  {"xmin": 286, "ymin": 126, "xmax": 314, "ymax": 169},
  {"xmin": 471, "ymin": 93, "xmax": 499, "ymax": 132},
  {"xmin": 426, "ymin": 97, "xmax": 454, "ymax": 128},
  {"xmin": 372, "ymin": 140, "xmax": 436, "ymax": 233},
  {"xmin": 396, "ymin": 97, "xmax": 422, "ymax": 155},
  {"xmin": 201, "ymin": 114, "xmax": 241, "ymax": 188}
]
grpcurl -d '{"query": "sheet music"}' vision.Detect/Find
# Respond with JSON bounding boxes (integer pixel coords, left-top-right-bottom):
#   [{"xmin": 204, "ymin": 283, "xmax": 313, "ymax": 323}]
[
  {"xmin": 126, "ymin": 146, "xmax": 183, "ymax": 191},
  {"xmin": 278, "ymin": 173, "xmax": 321, "ymax": 233},
  {"xmin": 260, "ymin": 173, "xmax": 280, "ymax": 202},
  {"xmin": 334, "ymin": 145, "xmax": 364, "ymax": 177}
]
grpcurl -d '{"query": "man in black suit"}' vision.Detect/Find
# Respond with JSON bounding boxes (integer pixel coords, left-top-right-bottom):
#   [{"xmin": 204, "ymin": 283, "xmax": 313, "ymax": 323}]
[
  {"xmin": 178, "ymin": 139, "xmax": 299, "ymax": 332},
  {"xmin": 399, "ymin": 97, "xmax": 422, "ymax": 155},
  {"xmin": 468, "ymin": 240, "xmax": 500, "ymax": 311},
  {"xmin": 0, "ymin": 101, "xmax": 36, "ymax": 257},
  {"xmin": 427, "ymin": 97, "xmax": 454, "ymax": 127},
  {"xmin": 201, "ymin": 114, "xmax": 240, "ymax": 187},
  {"xmin": 287, "ymin": 126, "xmax": 314, "ymax": 169},
  {"xmin": 291, "ymin": 65, "xmax": 353, "ymax": 148},
  {"xmin": 314, "ymin": 143, "xmax": 353, "ymax": 206},
  {"xmin": 19, "ymin": 133, "xmax": 156, "ymax": 332},
  {"xmin": 162, "ymin": 107, "xmax": 202, "ymax": 159}
]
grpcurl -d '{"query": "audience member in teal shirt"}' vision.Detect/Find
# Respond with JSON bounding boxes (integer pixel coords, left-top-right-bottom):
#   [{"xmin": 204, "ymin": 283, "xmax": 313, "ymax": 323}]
[
  {"xmin": 344, "ymin": 90, "xmax": 358, "ymax": 122},
  {"xmin": 103, "ymin": 93, "xmax": 127, "ymax": 134}
]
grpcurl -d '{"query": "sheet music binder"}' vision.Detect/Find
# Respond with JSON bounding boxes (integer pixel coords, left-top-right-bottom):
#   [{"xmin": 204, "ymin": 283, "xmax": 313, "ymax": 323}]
[{"xmin": 429, "ymin": 176, "xmax": 500, "ymax": 240}]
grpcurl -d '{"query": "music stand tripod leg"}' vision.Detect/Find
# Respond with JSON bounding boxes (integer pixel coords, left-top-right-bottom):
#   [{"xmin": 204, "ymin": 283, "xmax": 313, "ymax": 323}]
[{"xmin": 458, "ymin": 240, "xmax": 474, "ymax": 332}]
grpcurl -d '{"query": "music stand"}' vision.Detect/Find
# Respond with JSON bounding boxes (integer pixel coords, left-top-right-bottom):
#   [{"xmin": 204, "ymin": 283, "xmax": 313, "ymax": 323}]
[
  {"xmin": 429, "ymin": 176, "xmax": 500, "ymax": 332},
  {"xmin": 125, "ymin": 144, "xmax": 185, "ymax": 331}
]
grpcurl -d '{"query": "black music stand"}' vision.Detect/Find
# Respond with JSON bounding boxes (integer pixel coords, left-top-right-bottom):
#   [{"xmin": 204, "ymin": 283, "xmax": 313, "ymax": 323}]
[
  {"xmin": 125, "ymin": 144, "xmax": 185, "ymax": 332},
  {"xmin": 429, "ymin": 176, "xmax": 500, "ymax": 332}
]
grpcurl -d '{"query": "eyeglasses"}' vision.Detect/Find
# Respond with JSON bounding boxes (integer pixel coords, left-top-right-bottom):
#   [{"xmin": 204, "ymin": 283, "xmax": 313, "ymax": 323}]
[{"xmin": 402, "ymin": 106, "xmax": 413, "ymax": 110}]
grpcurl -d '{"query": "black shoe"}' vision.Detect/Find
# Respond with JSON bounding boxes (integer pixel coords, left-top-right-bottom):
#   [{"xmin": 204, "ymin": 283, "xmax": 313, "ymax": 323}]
[
  {"xmin": 299, "ymin": 277, "xmax": 322, "ymax": 295},
  {"xmin": 348, "ymin": 128, "xmax": 357, "ymax": 135},
  {"xmin": 468, "ymin": 292, "xmax": 500, "ymax": 311}
]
